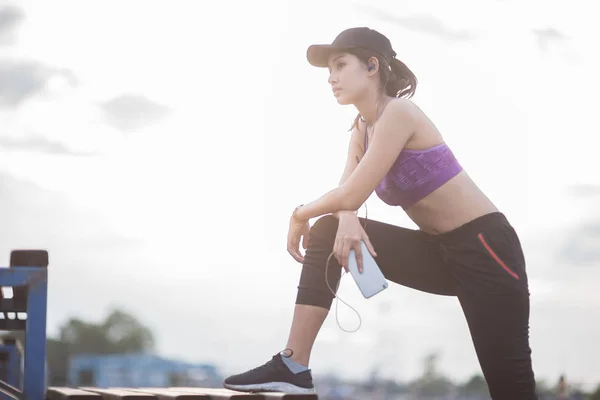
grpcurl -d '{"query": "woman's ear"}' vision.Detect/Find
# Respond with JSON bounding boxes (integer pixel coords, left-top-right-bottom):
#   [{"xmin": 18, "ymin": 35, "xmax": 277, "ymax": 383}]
[{"xmin": 367, "ymin": 57, "xmax": 380, "ymax": 75}]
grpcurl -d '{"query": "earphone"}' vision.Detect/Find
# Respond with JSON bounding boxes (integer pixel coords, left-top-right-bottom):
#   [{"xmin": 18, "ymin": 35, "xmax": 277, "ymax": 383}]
[{"xmin": 368, "ymin": 63, "xmax": 375, "ymax": 71}]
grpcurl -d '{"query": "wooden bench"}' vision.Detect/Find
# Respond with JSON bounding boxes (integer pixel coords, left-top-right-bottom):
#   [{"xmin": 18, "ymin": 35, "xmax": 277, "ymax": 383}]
[{"xmin": 47, "ymin": 387, "xmax": 318, "ymax": 399}]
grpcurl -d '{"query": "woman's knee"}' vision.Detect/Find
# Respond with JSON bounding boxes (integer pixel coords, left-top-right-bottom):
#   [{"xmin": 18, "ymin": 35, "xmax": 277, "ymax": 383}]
[
  {"xmin": 308, "ymin": 215, "xmax": 338, "ymax": 246},
  {"xmin": 297, "ymin": 215, "xmax": 341, "ymax": 310},
  {"xmin": 302, "ymin": 215, "xmax": 339, "ymax": 269}
]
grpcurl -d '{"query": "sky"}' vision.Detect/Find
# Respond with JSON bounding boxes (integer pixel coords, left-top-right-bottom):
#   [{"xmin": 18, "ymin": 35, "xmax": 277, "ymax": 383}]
[{"xmin": 1, "ymin": 0, "xmax": 599, "ymax": 391}]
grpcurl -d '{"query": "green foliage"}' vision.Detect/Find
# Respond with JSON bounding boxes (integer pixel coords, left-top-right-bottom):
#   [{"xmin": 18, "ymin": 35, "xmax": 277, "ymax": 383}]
[
  {"xmin": 458, "ymin": 374, "xmax": 489, "ymax": 395},
  {"xmin": 46, "ymin": 308, "xmax": 155, "ymax": 385},
  {"xmin": 409, "ymin": 351, "xmax": 454, "ymax": 397},
  {"xmin": 590, "ymin": 383, "xmax": 600, "ymax": 400}
]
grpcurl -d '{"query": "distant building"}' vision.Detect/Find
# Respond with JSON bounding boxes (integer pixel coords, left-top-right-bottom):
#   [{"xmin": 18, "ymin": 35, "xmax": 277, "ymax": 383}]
[{"xmin": 68, "ymin": 354, "xmax": 222, "ymax": 388}]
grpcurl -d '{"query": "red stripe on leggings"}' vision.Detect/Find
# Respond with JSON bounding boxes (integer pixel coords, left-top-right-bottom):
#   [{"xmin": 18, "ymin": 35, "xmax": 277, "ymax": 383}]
[{"xmin": 478, "ymin": 233, "xmax": 520, "ymax": 280}]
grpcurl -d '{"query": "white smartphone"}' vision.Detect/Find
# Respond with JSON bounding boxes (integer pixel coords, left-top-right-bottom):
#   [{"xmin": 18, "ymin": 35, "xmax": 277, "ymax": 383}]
[{"xmin": 347, "ymin": 241, "xmax": 388, "ymax": 299}]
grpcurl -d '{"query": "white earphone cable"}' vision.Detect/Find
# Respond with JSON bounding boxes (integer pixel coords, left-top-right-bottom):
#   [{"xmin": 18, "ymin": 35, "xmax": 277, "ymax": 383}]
[{"xmin": 323, "ymin": 203, "xmax": 369, "ymax": 333}]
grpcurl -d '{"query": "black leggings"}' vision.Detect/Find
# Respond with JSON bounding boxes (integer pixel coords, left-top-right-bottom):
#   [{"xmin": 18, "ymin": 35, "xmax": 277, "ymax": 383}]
[{"xmin": 296, "ymin": 212, "xmax": 537, "ymax": 399}]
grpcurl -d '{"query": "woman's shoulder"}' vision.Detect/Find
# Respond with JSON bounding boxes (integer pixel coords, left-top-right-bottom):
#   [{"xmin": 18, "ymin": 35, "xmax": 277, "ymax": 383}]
[
  {"xmin": 376, "ymin": 98, "xmax": 421, "ymax": 129},
  {"xmin": 354, "ymin": 98, "xmax": 422, "ymax": 140},
  {"xmin": 384, "ymin": 97, "xmax": 420, "ymax": 117}
]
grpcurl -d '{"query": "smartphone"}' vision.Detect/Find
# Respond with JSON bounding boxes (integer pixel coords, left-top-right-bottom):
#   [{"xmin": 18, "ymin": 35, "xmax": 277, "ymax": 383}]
[{"xmin": 347, "ymin": 241, "xmax": 388, "ymax": 299}]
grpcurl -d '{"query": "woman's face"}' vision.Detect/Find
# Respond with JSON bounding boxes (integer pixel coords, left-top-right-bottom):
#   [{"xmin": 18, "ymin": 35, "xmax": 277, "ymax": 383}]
[{"xmin": 327, "ymin": 52, "xmax": 373, "ymax": 105}]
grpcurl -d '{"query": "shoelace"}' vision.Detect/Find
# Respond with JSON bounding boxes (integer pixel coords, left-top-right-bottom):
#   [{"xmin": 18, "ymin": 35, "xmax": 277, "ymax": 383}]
[{"xmin": 245, "ymin": 355, "xmax": 278, "ymax": 375}]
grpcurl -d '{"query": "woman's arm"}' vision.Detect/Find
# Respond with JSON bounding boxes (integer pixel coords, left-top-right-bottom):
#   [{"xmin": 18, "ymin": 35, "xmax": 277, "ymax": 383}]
[{"xmin": 294, "ymin": 99, "xmax": 415, "ymax": 221}]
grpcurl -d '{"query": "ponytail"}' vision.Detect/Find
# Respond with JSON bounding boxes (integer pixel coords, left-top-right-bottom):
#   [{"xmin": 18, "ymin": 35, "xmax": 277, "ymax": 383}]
[
  {"xmin": 347, "ymin": 48, "xmax": 418, "ymax": 131},
  {"xmin": 386, "ymin": 58, "xmax": 417, "ymax": 99}
]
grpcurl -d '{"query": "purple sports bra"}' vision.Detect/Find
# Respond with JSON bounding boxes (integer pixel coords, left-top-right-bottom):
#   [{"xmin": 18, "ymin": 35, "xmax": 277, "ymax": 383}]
[{"xmin": 363, "ymin": 105, "xmax": 463, "ymax": 210}]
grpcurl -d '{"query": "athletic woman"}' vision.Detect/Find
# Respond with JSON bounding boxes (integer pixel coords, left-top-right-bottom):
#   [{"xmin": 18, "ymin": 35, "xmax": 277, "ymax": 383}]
[{"xmin": 223, "ymin": 27, "xmax": 538, "ymax": 399}]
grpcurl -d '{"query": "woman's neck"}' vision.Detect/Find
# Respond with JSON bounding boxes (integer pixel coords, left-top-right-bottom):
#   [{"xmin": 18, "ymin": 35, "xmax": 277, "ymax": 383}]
[{"xmin": 355, "ymin": 91, "xmax": 389, "ymax": 125}]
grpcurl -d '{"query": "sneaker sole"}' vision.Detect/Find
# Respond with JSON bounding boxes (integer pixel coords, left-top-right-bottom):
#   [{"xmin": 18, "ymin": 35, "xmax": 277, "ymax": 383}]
[{"xmin": 223, "ymin": 382, "xmax": 316, "ymax": 394}]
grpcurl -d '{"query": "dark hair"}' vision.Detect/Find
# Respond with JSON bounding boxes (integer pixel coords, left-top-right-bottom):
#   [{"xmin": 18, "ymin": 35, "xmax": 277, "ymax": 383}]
[{"xmin": 348, "ymin": 47, "xmax": 418, "ymax": 130}]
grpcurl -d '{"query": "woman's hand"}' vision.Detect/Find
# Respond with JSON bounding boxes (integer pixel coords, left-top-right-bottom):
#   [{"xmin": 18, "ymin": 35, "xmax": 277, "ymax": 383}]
[
  {"xmin": 334, "ymin": 213, "xmax": 377, "ymax": 273},
  {"xmin": 287, "ymin": 207, "xmax": 311, "ymax": 263}
]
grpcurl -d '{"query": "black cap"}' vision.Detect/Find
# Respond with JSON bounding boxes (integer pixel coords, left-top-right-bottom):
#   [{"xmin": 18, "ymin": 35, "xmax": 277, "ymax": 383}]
[{"xmin": 307, "ymin": 27, "xmax": 397, "ymax": 68}]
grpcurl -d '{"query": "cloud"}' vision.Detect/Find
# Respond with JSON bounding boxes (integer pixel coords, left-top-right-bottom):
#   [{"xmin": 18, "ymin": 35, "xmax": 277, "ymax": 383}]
[
  {"xmin": 0, "ymin": 4, "xmax": 24, "ymax": 46},
  {"xmin": 0, "ymin": 60, "xmax": 79, "ymax": 108},
  {"xmin": 567, "ymin": 184, "xmax": 600, "ymax": 198},
  {"xmin": 0, "ymin": 134, "xmax": 96, "ymax": 156},
  {"xmin": 558, "ymin": 223, "xmax": 600, "ymax": 266},
  {"xmin": 533, "ymin": 27, "xmax": 568, "ymax": 52},
  {"xmin": 350, "ymin": 3, "xmax": 476, "ymax": 42},
  {"xmin": 100, "ymin": 94, "xmax": 171, "ymax": 132}
]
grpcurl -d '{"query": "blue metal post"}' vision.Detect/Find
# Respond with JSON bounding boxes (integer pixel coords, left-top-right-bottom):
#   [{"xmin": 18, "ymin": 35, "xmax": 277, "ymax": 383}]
[
  {"xmin": 0, "ymin": 266, "xmax": 48, "ymax": 400},
  {"xmin": 22, "ymin": 268, "xmax": 48, "ymax": 400}
]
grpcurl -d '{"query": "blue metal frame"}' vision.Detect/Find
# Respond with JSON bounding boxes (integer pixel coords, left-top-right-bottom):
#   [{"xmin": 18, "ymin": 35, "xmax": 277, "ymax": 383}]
[
  {"xmin": 0, "ymin": 343, "xmax": 21, "ymax": 400},
  {"xmin": 0, "ymin": 344, "xmax": 20, "ymax": 387},
  {"xmin": 0, "ymin": 266, "xmax": 48, "ymax": 400}
]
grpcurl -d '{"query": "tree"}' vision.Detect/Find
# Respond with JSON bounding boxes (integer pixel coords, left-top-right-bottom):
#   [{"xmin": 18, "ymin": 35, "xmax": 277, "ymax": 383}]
[
  {"xmin": 590, "ymin": 384, "xmax": 600, "ymax": 400},
  {"xmin": 46, "ymin": 308, "xmax": 155, "ymax": 385},
  {"xmin": 422, "ymin": 352, "xmax": 439, "ymax": 380},
  {"xmin": 59, "ymin": 309, "xmax": 154, "ymax": 354},
  {"xmin": 458, "ymin": 374, "xmax": 489, "ymax": 396},
  {"xmin": 409, "ymin": 351, "xmax": 453, "ymax": 397}
]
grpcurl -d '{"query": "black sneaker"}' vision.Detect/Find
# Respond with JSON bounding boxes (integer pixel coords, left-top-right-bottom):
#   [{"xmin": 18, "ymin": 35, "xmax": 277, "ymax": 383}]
[{"xmin": 223, "ymin": 353, "xmax": 315, "ymax": 394}]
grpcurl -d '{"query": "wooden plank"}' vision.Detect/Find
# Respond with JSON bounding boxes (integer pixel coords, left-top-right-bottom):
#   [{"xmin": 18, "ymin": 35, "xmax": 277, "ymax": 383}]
[
  {"xmin": 0, "ymin": 299, "xmax": 27, "ymax": 312},
  {"xmin": 128, "ymin": 388, "xmax": 210, "ymax": 399},
  {"xmin": 47, "ymin": 387, "xmax": 103, "ymax": 399},
  {"xmin": 167, "ymin": 388, "xmax": 262, "ymax": 399},
  {"xmin": 47, "ymin": 388, "xmax": 319, "ymax": 400},
  {"xmin": 251, "ymin": 393, "xmax": 317, "ymax": 400},
  {"xmin": 0, "ymin": 319, "xmax": 26, "ymax": 330},
  {"xmin": 78, "ymin": 388, "xmax": 157, "ymax": 399},
  {"xmin": 169, "ymin": 388, "xmax": 318, "ymax": 400}
]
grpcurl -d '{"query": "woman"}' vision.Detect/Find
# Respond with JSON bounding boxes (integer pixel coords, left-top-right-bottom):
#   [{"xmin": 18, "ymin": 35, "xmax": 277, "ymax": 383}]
[{"xmin": 223, "ymin": 27, "xmax": 538, "ymax": 399}]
